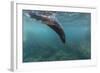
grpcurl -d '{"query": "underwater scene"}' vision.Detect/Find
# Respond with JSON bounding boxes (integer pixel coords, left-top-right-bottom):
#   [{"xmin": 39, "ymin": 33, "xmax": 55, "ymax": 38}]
[{"xmin": 23, "ymin": 10, "xmax": 91, "ymax": 62}]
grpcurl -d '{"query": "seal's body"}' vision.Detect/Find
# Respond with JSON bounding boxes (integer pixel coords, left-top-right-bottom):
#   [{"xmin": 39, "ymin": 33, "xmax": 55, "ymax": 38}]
[{"xmin": 28, "ymin": 11, "xmax": 66, "ymax": 44}]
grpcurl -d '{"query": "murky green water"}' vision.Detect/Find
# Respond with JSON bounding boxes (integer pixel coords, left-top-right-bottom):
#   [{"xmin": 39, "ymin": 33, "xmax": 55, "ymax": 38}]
[{"xmin": 23, "ymin": 10, "xmax": 91, "ymax": 62}]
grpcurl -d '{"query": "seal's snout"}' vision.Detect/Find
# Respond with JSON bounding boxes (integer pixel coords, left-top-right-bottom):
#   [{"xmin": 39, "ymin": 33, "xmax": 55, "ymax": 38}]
[{"xmin": 61, "ymin": 34, "xmax": 66, "ymax": 44}]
